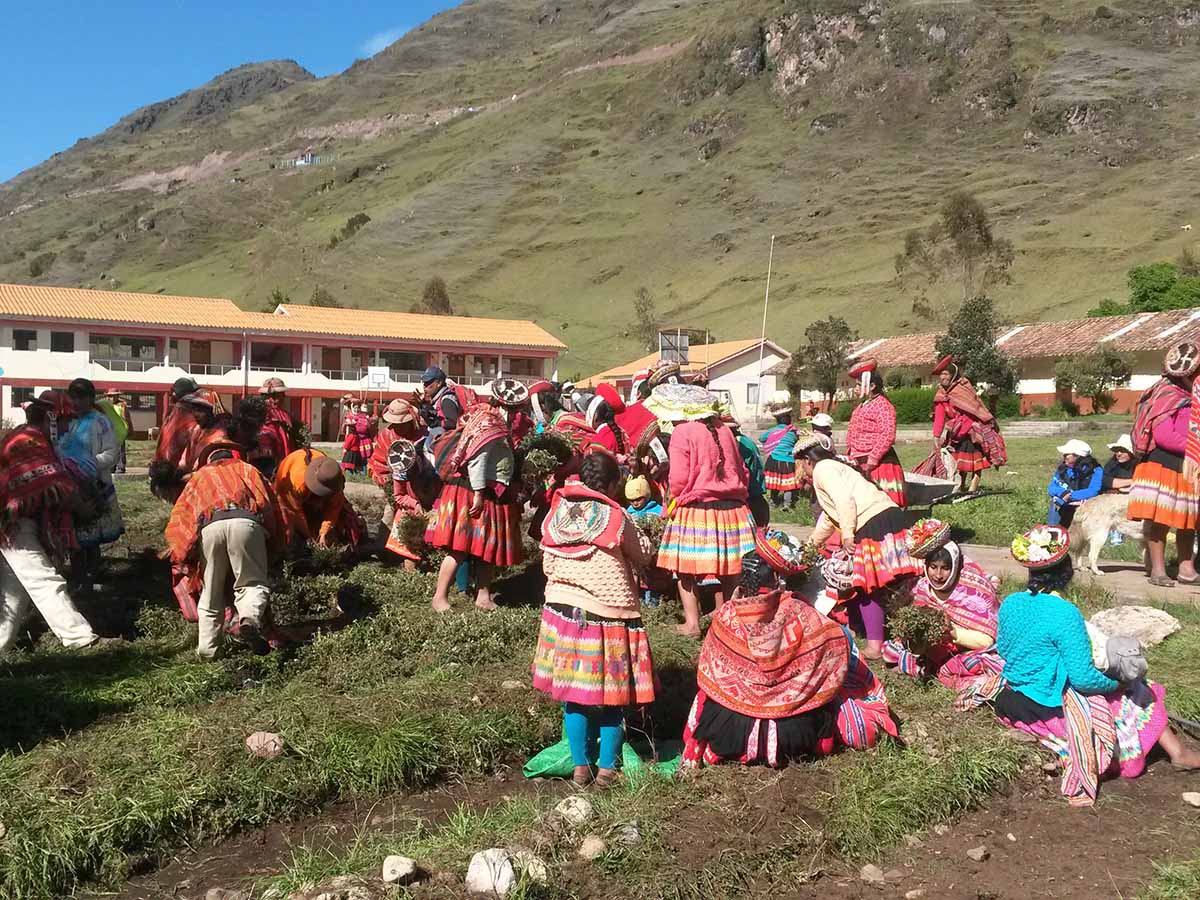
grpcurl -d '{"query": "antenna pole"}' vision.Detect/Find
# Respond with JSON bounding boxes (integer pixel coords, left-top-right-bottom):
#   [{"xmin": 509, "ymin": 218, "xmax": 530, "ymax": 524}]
[{"xmin": 754, "ymin": 235, "xmax": 776, "ymax": 422}]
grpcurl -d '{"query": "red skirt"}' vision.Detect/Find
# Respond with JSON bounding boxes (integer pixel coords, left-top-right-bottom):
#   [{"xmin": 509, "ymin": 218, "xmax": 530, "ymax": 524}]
[
  {"xmin": 865, "ymin": 449, "xmax": 906, "ymax": 507},
  {"xmin": 1128, "ymin": 454, "xmax": 1200, "ymax": 531},
  {"xmin": 852, "ymin": 508, "xmax": 921, "ymax": 593},
  {"xmin": 426, "ymin": 482, "xmax": 524, "ymax": 567},
  {"xmin": 764, "ymin": 456, "xmax": 800, "ymax": 492},
  {"xmin": 950, "ymin": 436, "xmax": 989, "ymax": 473}
]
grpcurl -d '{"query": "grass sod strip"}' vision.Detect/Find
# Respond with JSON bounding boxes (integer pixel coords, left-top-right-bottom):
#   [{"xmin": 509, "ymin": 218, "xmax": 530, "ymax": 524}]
[{"xmin": 1142, "ymin": 858, "xmax": 1200, "ymax": 900}]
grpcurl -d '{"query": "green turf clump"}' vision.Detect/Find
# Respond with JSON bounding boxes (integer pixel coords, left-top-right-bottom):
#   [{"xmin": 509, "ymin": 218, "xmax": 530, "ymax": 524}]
[
  {"xmin": 889, "ymin": 604, "xmax": 950, "ymax": 656},
  {"xmin": 636, "ymin": 513, "xmax": 667, "ymax": 553}
]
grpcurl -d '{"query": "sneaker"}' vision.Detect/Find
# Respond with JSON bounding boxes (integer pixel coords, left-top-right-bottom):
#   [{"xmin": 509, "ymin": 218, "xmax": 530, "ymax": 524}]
[{"xmin": 234, "ymin": 618, "xmax": 270, "ymax": 655}]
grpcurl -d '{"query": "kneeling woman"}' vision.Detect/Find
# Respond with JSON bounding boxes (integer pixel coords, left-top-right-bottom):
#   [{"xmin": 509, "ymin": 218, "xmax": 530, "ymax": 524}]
[
  {"xmin": 531, "ymin": 453, "xmax": 657, "ymax": 787},
  {"xmin": 800, "ymin": 433, "xmax": 921, "ymax": 658},
  {"xmin": 681, "ymin": 546, "xmax": 897, "ymax": 768},
  {"xmin": 883, "ymin": 518, "xmax": 1002, "ymax": 691},
  {"xmin": 994, "ymin": 527, "xmax": 1200, "ymax": 805}
]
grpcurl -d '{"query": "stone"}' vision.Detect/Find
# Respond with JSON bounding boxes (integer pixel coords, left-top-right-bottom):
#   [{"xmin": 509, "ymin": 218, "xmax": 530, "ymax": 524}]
[
  {"xmin": 509, "ymin": 849, "xmax": 548, "ymax": 884},
  {"xmin": 615, "ymin": 821, "xmax": 642, "ymax": 846},
  {"xmin": 382, "ymin": 855, "xmax": 419, "ymax": 885},
  {"xmin": 859, "ymin": 864, "xmax": 886, "ymax": 885},
  {"xmin": 1042, "ymin": 760, "xmax": 1060, "ymax": 774},
  {"xmin": 966, "ymin": 846, "xmax": 990, "ymax": 862},
  {"xmin": 1090, "ymin": 607, "xmax": 1180, "ymax": 648},
  {"xmin": 553, "ymin": 795, "xmax": 594, "ymax": 827},
  {"xmin": 904, "ymin": 834, "xmax": 924, "ymax": 848},
  {"xmin": 465, "ymin": 849, "xmax": 515, "ymax": 897},
  {"xmin": 1182, "ymin": 792, "xmax": 1200, "ymax": 808},
  {"xmin": 905, "ymin": 891, "xmax": 926, "ymax": 900},
  {"xmin": 933, "ymin": 824, "xmax": 950, "ymax": 836},
  {"xmin": 245, "ymin": 731, "xmax": 285, "ymax": 760},
  {"xmin": 1007, "ymin": 833, "xmax": 1017, "ymax": 842},
  {"xmin": 205, "ymin": 890, "xmax": 250, "ymax": 900},
  {"xmin": 698, "ymin": 138, "xmax": 722, "ymax": 162},
  {"xmin": 0, "ymin": 821, "xmax": 6, "ymax": 841},
  {"xmin": 578, "ymin": 835, "xmax": 607, "ymax": 861},
  {"xmin": 885, "ymin": 869, "xmax": 906, "ymax": 882},
  {"xmin": 500, "ymin": 680, "xmax": 524, "ymax": 691}
]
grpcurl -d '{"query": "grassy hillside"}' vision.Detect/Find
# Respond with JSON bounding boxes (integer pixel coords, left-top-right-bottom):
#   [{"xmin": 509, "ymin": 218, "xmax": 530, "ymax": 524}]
[{"xmin": 3, "ymin": 0, "xmax": 1200, "ymax": 375}]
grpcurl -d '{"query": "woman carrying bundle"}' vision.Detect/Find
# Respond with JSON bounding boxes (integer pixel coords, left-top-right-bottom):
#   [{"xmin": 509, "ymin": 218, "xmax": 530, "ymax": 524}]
[
  {"xmin": 340, "ymin": 401, "xmax": 375, "ymax": 475},
  {"xmin": 647, "ymin": 384, "xmax": 755, "ymax": 638},
  {"xmin": 427, "ymin": 402, "xmax": 522, "ymax": 612},
  {"xmin": 799, "ymin": 431, "xmax": 921, "ymax": 659},
  {"xmin": 932, "ymin": 356, "xmax": 1006, "ymax": 494},
  {"xmin": 681, "ymin": 542, "xmax": 897, "ymax": 769},
  {"xmin": 531, "ymin": 453, "xmax": 657, "ymax": 788},
  {"xmin": 1128, "ymin": 341, "xmax": 1200, "ymax": 587},
  {"xmin": 882, "ymin": 518, "xmax": 1002, "ymax": 691}
]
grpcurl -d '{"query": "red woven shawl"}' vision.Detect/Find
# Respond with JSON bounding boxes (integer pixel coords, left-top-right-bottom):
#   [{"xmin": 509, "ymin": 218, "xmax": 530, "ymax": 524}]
[
  {"xmin": 697, "ymin": 590, "xmax": 850, "ymax": 719},
  {"xmin": 0, "ymin": 425, "xmax": 77, "ymax": 555}
]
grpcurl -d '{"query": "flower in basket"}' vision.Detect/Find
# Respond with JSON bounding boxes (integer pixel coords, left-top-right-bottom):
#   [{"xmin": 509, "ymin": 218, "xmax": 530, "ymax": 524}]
[
  {"xmin": 754, "ymin": 529, "xmax": 812, "ymax": 576},
  {"xmin": 1010, "ymin": 525, "xmax": 1069, "ymax": 570}
]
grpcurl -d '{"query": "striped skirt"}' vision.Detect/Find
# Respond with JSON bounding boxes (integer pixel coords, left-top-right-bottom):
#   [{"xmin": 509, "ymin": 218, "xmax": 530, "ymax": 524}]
[
  {"xmin": 764, "ymin": 456, "xmax": 800, "ymax": 492},
  {"xmin": 1128, "ymin": 454, "xmax": 1199, "ymax": 531},
  {"xmin": 425, "ymin": 482, "xmax": 524, "ymax": 567},
  {"xmin": 950, "ymin": 436, "xmax": 990, "ymax": 474},
  {"xmin": 852, "ymin": 508, "xmax": 921, "ymax": 594},
  {"xmin": 866, "ymin": 449, "xmax": 907, "ymax": 507},
  {"xmin": 531, "ymin": 603, "xmax": 656, "ymax": 706},
  {"xmin": 657, "ymin": 500, "xmax": 756, "ymax": 577}
]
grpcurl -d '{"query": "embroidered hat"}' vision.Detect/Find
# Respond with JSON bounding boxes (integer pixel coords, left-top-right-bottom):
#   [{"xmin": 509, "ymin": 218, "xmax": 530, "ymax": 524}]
[
  {"xmin": 906, "ymin": 518, "xmax": 952, "ymax": 559},
  {"xmin": 932, "ymin": 354, "xmax": 956, "ymax": 376},
  {"xmin": 595, "ymin": 383, "xmax": 626, "ymax": 415},
  {"xmin": 754, "ymin": 529, "xmax": 809, "ymax": 576},
  {"xmin": 811, "ymin": 413, "xmax": 834, "ymax": 429},
  {"xmin": 646, "ymin": 359, "xmax": 682, "ymax": 388},
  {"xmin": 387, "ymin": 439, "xmax": 418, "ymax": 477},
  {"xmin": 491, "ymin": 378, "xmax": 530, "ymax": 407},
  {"xmin": 848, "ymin": 357, "xmax": 877, "ymax": 396},
  {"xmin": 822, "ymin": 551, "xmax": 855, "ymax": 592},
  {"xmin": 259, "ymin": 377, "xmax": 287, "ymax": 395},
  {"xmin": 382, "ymin": 398, "xmax": 417, "ymax": 425},
  {"xmin": 1163, "ymin": 342, "xmax": 1200, "ymax": 378},
  {"xmin": 793, "ymin": 429, "xmax": 834, "ymax": 455},
  {"xmin": 766, "ymin": 399, "xmax": 793, "ymax": 416},
  {"xmin": 1011, "ymin": 525, "xmax": 1070, "ymax": 570},
  {"xmin": 644, "ymin": 383, "xmax": 721, "ymax": 422}
]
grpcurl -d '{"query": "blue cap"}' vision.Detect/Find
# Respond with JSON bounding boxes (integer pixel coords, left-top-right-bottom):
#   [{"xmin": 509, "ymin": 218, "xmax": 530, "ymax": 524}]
[{"xmin": 421, "ymin": 366, "xmax": 446, "ymax": 384}]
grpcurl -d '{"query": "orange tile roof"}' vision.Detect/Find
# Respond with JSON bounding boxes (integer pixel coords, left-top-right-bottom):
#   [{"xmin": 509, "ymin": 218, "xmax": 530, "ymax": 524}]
[
  {"xmin": 580, "ymin": 339, "xmax": 784, "ymax": 386},
  {"xmin": 262, "ymin": 304, "xmax": 565, "ymax": 350},
  {"xmin": 0, "ymin": 283, "xmax": 565, "ymax": 351},
  {"xmin": 0, "ymin": 283, "xmax": 245, "ymax": 328}
]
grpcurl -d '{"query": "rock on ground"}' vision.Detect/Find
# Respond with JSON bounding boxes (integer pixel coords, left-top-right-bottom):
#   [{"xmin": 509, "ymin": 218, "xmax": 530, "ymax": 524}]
[
  {"xmin": 554, "ymin": 795, "xmax": 594, "ymax": 827},
  {"xmin": 966, "ymin": 846, "xmax": 990, "ymax": 862},
  {"xmin": 859, "ymin": 864, "xmax": 885, "ymax": 885},
  {"xmin": 577, "ymin": 835, "xmax": 607, "ymax": 860},
  {"xmin": 465, "ymin": 849, "xmax": 515, "ymax": 897},
  {"xmin": 381, "ymin": 855, "xmax": 419, "ymax": 885},
  {"xmin": 1089, "ymin": 606, "xmax": 1180, "ymax": 648},
  {"xmin": 509, "ymin": 849, "xmax": 549, "ymax": 884},
  {"xmin": 245, "ymin": 731, "xmax": 285, "ymax": 759},
  {"xmin": 1182, "ymin": 792, "xmax": 1200, "ymax": 807},
  {"xmin": 205, "ymin": 890, "xmax": 251, "ymax": 900}
]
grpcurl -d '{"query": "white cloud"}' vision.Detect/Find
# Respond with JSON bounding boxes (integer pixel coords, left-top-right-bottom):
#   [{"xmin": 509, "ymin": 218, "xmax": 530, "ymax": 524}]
[{"xmin": 360, "ymin": 26, "xmax": 411, "ymax": 57}]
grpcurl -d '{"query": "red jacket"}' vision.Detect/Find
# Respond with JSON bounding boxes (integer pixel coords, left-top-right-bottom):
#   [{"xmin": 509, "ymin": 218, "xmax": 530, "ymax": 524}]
[{"xmin": 847, "ymin": 395, "xmax": 897, "ymax": 469}]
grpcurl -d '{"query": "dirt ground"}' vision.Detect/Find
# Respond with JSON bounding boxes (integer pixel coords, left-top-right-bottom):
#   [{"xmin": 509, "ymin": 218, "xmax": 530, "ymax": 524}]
[{"xmin": 101, "ymin": 753, "xmax": 1200, "ymax": 900}]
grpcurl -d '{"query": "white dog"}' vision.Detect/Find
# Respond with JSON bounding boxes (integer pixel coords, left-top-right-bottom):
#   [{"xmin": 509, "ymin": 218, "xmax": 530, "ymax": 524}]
[{"xmin": 1068, "ymin": 492, "xmax": 1144, "ymax": 576}]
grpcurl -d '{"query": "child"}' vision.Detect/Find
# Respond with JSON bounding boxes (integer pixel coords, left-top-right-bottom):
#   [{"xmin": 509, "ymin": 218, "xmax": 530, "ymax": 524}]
[
  {"xmin": 624, "ymin": 475, "xmax": 663, "ymax": 519},
  {"xmin": 532, "ymin": 453, "xmax": 657, "ymax": 787}
]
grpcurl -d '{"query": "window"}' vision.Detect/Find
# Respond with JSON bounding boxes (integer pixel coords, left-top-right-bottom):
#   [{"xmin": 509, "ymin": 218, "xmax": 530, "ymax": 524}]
[
  {"xmin": 11, "ymin": 387, "xmax": 34, "ymax": 407},
  {"xmin": 89, "ymin": 335, "xmax": 158, "ymax": 360},
  {"xmin": 379, "ymin": 350, "xmax": 425, "ymax": 372},
  {"xmin": 13, "ymin": 329, "xmax": 36, "ymax": 351},
  {"xmin": 50, "ymin": 331, "xmax": 74, "ymax": 353},
  {"xmin": 473, "ymin": 355, "xmax": 499, "ymax": 378},
  {"xmin": 746, "ymin": 383, "xmax": 759, "ymax": 406},
  {"xmin": 505, "ymin": 357, "xmax": 542, "ymax": 377},
  {"xmin": 126, "ymin": 393, "xmax": 159, "ymax": 412}
]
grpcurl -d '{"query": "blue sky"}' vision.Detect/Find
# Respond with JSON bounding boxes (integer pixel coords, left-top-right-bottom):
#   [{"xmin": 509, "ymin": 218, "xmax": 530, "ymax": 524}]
[{"xmin": 0, "ymin": 1, "xmax": 459, "ymax": 183}]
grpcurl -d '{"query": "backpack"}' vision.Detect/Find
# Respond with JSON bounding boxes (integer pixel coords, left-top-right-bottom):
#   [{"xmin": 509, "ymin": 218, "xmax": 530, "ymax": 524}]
[{"xmin": 95, "ymin": 399, "xmax": 130, "ymax": 445}]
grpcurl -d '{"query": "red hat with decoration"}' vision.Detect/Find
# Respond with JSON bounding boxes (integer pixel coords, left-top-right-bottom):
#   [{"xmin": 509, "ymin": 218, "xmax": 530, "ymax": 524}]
[{"xmin": 595, "ymin": 382, "xmax": 627, "ymax": 415}]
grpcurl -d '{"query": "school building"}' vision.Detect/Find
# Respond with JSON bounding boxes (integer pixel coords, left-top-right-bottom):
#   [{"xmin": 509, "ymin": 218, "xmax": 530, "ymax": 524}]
[{"xmin": 0, "ymin": 283, "xmax": 565, "ymax": 439}]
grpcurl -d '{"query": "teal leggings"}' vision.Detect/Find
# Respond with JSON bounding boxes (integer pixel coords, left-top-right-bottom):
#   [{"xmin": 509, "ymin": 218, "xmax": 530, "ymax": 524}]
[{"xmin": 563, "ymin": 703, "xmax": 624, "ymax": 769}]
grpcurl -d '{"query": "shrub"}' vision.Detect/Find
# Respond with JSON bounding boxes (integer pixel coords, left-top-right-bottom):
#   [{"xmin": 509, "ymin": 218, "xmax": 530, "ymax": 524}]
[
  {"xmin": 28, "ymin": 251, "xmax": 57, "ymax": 278},
  {"xmin": 889, "ymin": 387, "xmax": 936, "ymax": 424},
  {"xmin": 1035, "ymin": 400, "xmax": 1079, "ymax": 418},
  {"xmin": 995, "ymin": 393, "xmax": 1021, "ymax": 418},
  {"xmin": 832, "ymin": 399, "xmax": 855, "ymax": 423}
]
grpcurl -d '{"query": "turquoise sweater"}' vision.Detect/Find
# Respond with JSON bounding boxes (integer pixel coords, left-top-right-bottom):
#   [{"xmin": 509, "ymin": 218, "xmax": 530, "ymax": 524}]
[{"xmin": 996, "ymin": 590, "xmax": 1118, "ymax": 708}]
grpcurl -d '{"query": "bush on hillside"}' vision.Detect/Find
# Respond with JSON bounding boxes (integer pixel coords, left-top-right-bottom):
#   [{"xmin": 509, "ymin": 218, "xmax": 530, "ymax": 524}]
[
  {"xmin": 995, "ymin": 393, "xmax": 1021, "ymax": 418},
  {"xmin": 889, "ymin": 387, "xmax": 935, "ymax": 424},
  {"xmin": 28, "ymin": 251, "xmax": 57, "ymax": 278}
]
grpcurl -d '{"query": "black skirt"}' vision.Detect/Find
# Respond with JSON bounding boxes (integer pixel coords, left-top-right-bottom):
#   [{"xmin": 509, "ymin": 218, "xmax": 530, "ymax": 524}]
[
  {"xmin": 856, "ymin": 506, "xmax": 909, "ymax": 543},
  {"xmin": 692, "ymin": 694, "xmax": 837, "ymax": 761},
  {"xmin": 994, "ymin": 687, "xmax": 1063, "ymax": 724}
]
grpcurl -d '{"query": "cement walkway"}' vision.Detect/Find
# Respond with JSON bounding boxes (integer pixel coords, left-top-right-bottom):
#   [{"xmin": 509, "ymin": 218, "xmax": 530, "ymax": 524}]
[{"xmin": 774, "ymin": 523, "xmax": 1200, "ymax": 609}]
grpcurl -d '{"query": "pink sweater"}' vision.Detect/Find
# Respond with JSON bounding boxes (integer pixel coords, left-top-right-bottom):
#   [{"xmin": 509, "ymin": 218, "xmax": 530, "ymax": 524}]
[
  {"xmin": 1154, "ymin": 405, "xmax": 1188, "ymax": 455},
  {"xmin": 668, "ymin": 421, "xmax": 749, "ymax": 506}
]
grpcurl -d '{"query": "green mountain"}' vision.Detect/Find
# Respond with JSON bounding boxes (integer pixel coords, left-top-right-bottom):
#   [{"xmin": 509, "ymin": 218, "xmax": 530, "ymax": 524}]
[{"xmin": 3, "ymin": 0, "xmax": 1200, "ymax": 376}]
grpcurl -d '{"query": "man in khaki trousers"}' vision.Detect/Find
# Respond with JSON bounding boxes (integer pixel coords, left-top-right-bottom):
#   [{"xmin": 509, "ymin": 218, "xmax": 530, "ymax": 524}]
[{"xmin": 166, "ymin": 446, "xmax": 286, "ymax": 657}]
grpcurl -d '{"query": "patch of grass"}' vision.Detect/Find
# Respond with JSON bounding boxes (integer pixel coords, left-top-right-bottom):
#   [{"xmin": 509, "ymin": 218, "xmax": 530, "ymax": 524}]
[{"xmin": 1142, "ymin": 857, "xmax": 1200, "ymax": 900}]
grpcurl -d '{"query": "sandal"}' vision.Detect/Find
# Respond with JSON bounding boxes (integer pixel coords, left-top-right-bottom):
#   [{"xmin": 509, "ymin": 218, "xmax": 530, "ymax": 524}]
[
  {"xmin": 1148, "ymin": 575, "xmax": 1176, "ymax": 588},
  {"xmin": 1177, "ymin": 574, "xmax": 1200, "ymax": 585},
  {"xmin": 594, "ymin": 768, "xmax": 620, "ymax": 789},
  {"xmin": 572, "ymin": 766, "xmax": 594, "ymax": 788}
]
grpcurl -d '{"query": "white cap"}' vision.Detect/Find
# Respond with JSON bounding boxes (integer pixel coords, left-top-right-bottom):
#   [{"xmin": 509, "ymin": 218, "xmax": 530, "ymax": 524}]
[
  {"xmin": 1056, "ymin": 439, "xmax": 1092, "ymax": 457},
  {"xmin": 812, "ymin": 413, "xmax": 834, "ymax": 428},
  {"xmin": 1107, "ymin": 433, "xmax": 1134, "ymax": 454}
]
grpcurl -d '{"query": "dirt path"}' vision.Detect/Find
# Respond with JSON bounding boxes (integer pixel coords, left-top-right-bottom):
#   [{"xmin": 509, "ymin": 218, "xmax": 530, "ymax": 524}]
[{"xmin": 804, "ymin": 764, "xmax": 1200, "ymax": 899}]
